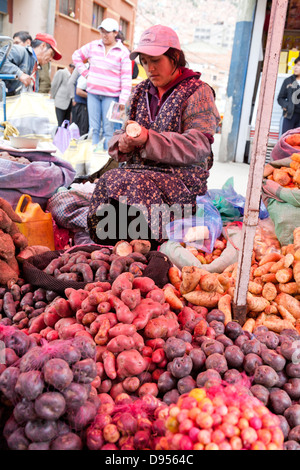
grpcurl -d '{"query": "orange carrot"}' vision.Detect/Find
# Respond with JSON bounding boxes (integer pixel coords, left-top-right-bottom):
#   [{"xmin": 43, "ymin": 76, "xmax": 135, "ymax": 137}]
[
  {"xmin": 168, "ymin": 267, "xmax": 182, "ymax": 291},
  {"xmin": 218, "ymin": 294, "xmax": 232, "ymax": 325}
]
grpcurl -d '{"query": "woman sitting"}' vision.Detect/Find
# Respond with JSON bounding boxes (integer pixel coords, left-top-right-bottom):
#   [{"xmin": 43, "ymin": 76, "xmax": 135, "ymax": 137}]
[{"xmin": 87, "ymin": 24, "xmax": 220, "ymax": 247}]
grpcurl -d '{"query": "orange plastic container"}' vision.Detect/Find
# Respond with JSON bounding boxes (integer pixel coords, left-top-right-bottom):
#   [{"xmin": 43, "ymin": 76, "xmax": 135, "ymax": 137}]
[{"xmin": 15, "ymin": 194, "xmax": 55, "ymax": 250}]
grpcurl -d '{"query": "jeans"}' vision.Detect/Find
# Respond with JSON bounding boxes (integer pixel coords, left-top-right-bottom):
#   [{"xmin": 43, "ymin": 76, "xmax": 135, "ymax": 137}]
[{"xmin": 87, "ymin": 93, "xmax": 118, "ymax": 149}]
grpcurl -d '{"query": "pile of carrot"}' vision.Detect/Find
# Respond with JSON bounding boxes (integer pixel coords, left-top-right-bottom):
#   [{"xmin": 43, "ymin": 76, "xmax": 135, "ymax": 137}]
[
  {"xmin": 264, "ymin": 153, "xmax": 300, "ymax": 189},
  {"xmin": 168, "ymin": 227, "xmax": 300, "ymax": 335}
]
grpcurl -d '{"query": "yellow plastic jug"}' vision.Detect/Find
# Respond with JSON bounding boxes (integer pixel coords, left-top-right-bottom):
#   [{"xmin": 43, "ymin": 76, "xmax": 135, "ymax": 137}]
[{"xmin": 15, "ymin": 194, "xmax": 55, "ymax": 250}]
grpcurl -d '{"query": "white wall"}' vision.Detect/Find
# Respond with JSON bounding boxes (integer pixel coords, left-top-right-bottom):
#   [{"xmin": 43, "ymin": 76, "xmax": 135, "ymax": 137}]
[{"xmin": 12, "ymin": 0, "xmax": 48, "ymax": 37}]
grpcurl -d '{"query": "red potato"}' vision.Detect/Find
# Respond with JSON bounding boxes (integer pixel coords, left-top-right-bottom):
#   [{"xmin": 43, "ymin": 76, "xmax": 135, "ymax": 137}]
[
  {"xmin": 106, "ymin": 335, "xmax": 136, "ymax": 353},
  {"xmin": 146, "ymin": 288, "xmax": 165, "ymax": 304},
  {"xmin": 52, "ymin": 298, "xmax": 74, "ymax": 318},
  {"xmin": 109, "ymin": 295, "xmax": 136, "ymax": 324},
  {"xmin": 84, "ymin": 281, "xmax": 111, "ymax": 292},
  {"xmin": 80, "ymin": 296, "xmax": 98, "ymax": 314},
  {"xmin": 43, "ymin": 307, "xmax": 61, "ymax": 328},
  {"xmin": 88, "ymin": 290, "xmax": 110, "ymax": 306},
  {"xmin": 54, "ymin": 317, "xmax": 77, "ymax": 333},
  {"xmin": 132, "ymin": 298, "xmax": 164, "ymax": 330},
  {"xmin": 132, "ymin": 277, "xmax": 156, "ymax": 294},
  {"xmin": 111, "ymin": 272, "xmax": 134, "ymax": 297},
  {"xmin": 116, "ymin": 349, "xmax": 146, "ymax": 379},
  {"xmin": 59, "ymin": 323, "xmax": 86, "ymax": 340},
  {"xmin": 132, "ymin": 332, "xmax": 145, "ymax": 351},
  {"xmin": 65, "ymin": 288, "xmax": 89, "ymax": 312},
  {"xmin": 93, "ymin": 317, "xmax": 111, "ymax": 346},
  {"xmin": 28, "ymin": 312, "xmax": 47, "ymax": 334},
  {"xmin": 108, "ymin": 323, "xmax": 137, "ymax": 338},
  {"xmin": 102, "ymin": 350, "xmax": 117, "ymax": 380},
  {"xmin": 120, "ymin": 288, "xmax": 141, "ymax": 310},
  {"xmin": 97, "ymin": 301, "xmax": 111, "ymax": 314}
]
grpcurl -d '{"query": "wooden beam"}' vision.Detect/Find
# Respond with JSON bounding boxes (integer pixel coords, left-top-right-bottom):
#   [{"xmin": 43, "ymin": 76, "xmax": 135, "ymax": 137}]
[{"xmin": 232, "ymin": 0, "xmax": 289, "ymax": 325}]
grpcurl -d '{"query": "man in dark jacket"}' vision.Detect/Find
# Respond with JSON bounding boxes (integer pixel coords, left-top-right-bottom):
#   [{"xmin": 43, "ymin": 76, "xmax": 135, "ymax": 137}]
[
  {"xmin": 278, "ymin": 56, "xmax": 300, "ymax": 134},
  {"xmin": 0, "ymin": 33, "xmax": 61, "ymax": 96}
]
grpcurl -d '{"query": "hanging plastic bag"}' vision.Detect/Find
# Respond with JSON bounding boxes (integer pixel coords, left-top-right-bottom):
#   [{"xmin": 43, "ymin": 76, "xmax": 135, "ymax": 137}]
[
  {"xmin": 165, "ymin": 193, "xmax": 223, "ymax": 253},
  {"xmin": 53, "ymin": 120, "xmax": 80, "ymax": 154},
  {"xmin": 209, "ymin": 177, "xmax": 269, "ymax": 220}
]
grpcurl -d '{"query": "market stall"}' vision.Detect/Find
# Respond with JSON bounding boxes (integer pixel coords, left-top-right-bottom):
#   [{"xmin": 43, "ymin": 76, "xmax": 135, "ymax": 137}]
[{"xmin": 0, "ymin": 0, "xmax": 300, "ymax": 454}]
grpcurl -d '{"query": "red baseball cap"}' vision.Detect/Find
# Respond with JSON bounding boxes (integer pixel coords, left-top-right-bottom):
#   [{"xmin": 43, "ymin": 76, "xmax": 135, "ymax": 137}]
[{"xmin": 35, "ymin": 33, "xmax": 62, "ymax": 60}]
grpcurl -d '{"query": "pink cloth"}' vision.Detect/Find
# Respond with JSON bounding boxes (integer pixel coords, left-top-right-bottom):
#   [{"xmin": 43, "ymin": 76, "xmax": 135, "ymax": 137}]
[
  {"xmin": 72, "ymin": 39, "xmax": 132, "ymax": 105},
  {"xmin": 271, "ymin": 126, "xmax": 300, "ymax": 161}
]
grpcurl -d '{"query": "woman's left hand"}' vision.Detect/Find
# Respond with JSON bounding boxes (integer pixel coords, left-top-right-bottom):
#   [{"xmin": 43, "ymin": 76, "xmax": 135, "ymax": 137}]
[{"xmin": 118, "ymin": 126, "xmax": 149, "ymax": 153}]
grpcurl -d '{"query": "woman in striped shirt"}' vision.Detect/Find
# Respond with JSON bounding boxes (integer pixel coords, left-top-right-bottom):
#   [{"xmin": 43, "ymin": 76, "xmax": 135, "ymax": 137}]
[{"xmin": 72, "ymin": 18, "xmax": 132, "ymax": 150}]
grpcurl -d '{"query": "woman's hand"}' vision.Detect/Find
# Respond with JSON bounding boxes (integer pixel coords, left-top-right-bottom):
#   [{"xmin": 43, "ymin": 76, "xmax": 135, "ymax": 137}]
[{"xmin": 118, "ymin": 126, "xmax": 149, "ymax": 153}]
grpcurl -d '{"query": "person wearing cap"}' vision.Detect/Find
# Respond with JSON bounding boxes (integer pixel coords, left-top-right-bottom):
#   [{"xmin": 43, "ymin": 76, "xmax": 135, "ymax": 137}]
[
  {"xmin": 72, "ymin": 17, "xmax": 132, "ymax": 150},
  {"xmin": 87, "ymin": 24, "xmax": 220, "ymax": 247},
  {"xmin": 0, "ymin": 32, "xmax": 62, "ymax": 96}
]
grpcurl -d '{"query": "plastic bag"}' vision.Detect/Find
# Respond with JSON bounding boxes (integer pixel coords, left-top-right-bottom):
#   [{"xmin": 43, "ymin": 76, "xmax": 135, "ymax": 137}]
[
  {"xmin": 165, "ymin": 193, "xmax": 223, "ymax": 252},
  {"xmin": 209, "ymin": 177, "xmax": 269, "ymax": 221},
  {"xmin": 53, "ymin": 120, "xmax": 80, "ymax": 154},
  {"xmin": 253, "ymin": 218, "xmax": 281, "ymax": 262},
  {"xmin": 61, "ymin": 136, "xmax": 110, "ymax": 177}
]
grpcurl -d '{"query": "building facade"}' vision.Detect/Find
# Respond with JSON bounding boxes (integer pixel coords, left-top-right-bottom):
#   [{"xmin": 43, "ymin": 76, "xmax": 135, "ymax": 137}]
[{"xmin": 0, "ymin": 0, "xmax": 138, "ymax": 74}]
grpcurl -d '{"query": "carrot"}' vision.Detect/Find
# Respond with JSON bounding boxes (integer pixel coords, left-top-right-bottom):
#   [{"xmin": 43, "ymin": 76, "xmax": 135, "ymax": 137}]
[
  {"xmin": 243, "ymin": 318, "xmax": 256, "ymax": 334},
  {"xmin": 293, "ymin": 227, "xmax": 300, "ymax": 251},
  {"xmin": 218, "ymin": 273, "xmax": 234, "ymax": 292},
  {"xmin": 180, "ymin": 266, "xmax": 206, "ymax": 295},
  {"xmin": 262, "ymin": 318, "xmax": 296, "ymax": 334},
  {"xmin": 275, "ymin": 292, "xmax": 300, "ymax": 319},
  {"xmin": 260, "ymin": 272, "xmax": 278, "ymax": 284},
  {"xmin": 277, "ymin": 305, "xmax": 297, "ymax": 325},
  {"xmin": 275, "ymin": 267, "xmax": 294, "ymax": 284},
  {"xmin": 278, "ymin": 282, "xmax": 300, "ymax": 295},
  {"xmin": 281, "ymin": 244, "xmax": 295, "ymax": 256},
  {"xmin": 258, "ymin": 252, "xmax": 283, "ymax": 267},
  {"xmin": 255, "ymin": 312, "xmax": 266, "ymax": 327},
  {"xmin": 183, "ymin": 291, "xmax": 222, "ymax": 309},
  {"xmin": 246, "ymin": 293, "xmax": 270, "ymax": 313},
  {"xmin": 199, "ymin": 273, "xmax": 222, "ymax": 293},
  {"xmin": 223, "ymin": 263, "xmax": 238, "ymax": 274},
  {"xmin": 262, "ymin": 282, "xmax": 278, "ymax": 302},
  {"xmin": 253, "ymin": 262, "xmax": 275, "ymax": 277},
  {"xmin": 269, "ymin": 258, "xmax": 286, "ymax": 273},
  {"xmin": 295, "ymin": 250, "xmax": 300, "ymax": 262},
  {"xmin": 168, "ymin": 267, "xmax": 182, "ymax": 291},
  {"xmin": 248, "ymin": 281, "xmax": 263, "ymax": 296},
  {"xmin": 264, "ymin": 303, "xmax": 278, "ymax": 315},
  {"xmin": 294, "ymin": 261, "xmax": 300, "ymax": 288},
  {"xmin": 218, "ymin": 294, "xmax": 232, "ymax": 325},
  {"xmin": 163, "ymin": 285, "xmax": 184, "ymax": 311}
]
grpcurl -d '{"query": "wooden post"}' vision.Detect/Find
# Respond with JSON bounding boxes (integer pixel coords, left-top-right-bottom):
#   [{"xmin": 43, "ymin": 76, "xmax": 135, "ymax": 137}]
[{"xmin": 232, "ymin": 0, "xmax": 289, "ymax": 325}]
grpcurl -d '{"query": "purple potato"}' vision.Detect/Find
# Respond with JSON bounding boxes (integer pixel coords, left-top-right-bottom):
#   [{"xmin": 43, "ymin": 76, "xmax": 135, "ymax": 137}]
[
  {"xmin": 67, "ymin": 400, "xmax": 97, "ymax": 431},
  {"xmin": 196, "ymin": 369, "xmax": 222, "ymax": 388},
  {"xmin": 224, "ymin": 322, "xmax": 244, "ymax": 340},
  {"xmin": 286, "ymin": 363, "xmax": 300, "ymax": 379},
  {"xmin": 249, "ymin": 384, "xmax": 270, "ymax": 406},
  {"xmin": 25, "ymin": 419, "xmax": 58, "ymax": 443},
  {"xmin": 234, "ymin": 334, "xmax": 250, "ymax": 349},
  {"xmin": 157, "ymin": 371, "xmax": 177, "ymax": 394},
  {"xmin": 0, "ymin": 366, "xmax": 20, "ymax": 402},
  {"xmin": 13, "ymin": 398, "xmax": 37, "ymax": 424},
  {"xmin": 216, "ymin": 334, "xmax": 233, "ymax": 348},
  {"xmin": 71, "ymin": 335, "xmax": 96, "ymax": 360},
  {"xmin": 206, "ymin": 309, "xmax": 225, "ymax": 324},
  {"xmin": 223, "ymin": 369, "xmax": 243, "ymax": 385},
  {"xmin": 34, "ymin": 392, "xmax": 66, "ymax": 420},
  {"xmin": 276, "ymin": 370, "xmax": 289, "ymax": 388},
  {"xmin": 19, "ymin": 346, "xmax": 50, "ymax": 373},
  {"xmin": 209, "ymin": 320, "xmax": 225, "ymax": 336},
  {"xmin": 63, "ymin": 382, "xmax": 89, "ymax": 410},
  {"xmin": 50, "ymin": 340, "xmax": 81, "ymax": 364},
  {"xmin": 224, "ymin": 345, "xmax": 244, "ymax": 369},
  {"xmin": 205, "ymin": 353, "xmax": 228, "ymax": 375},
  {"xmin": 72, "ymin": 358, "xmax": 97, "ymax": 384},
  {"xmin": 253, "ymin": 365, "xmax": 279, "ymax": 388},
  {"xmin": 261, "ymin": 347, "xmax": 286, "ymax": 372},
  {"xmin": 269, "ymin": 388, "xmax": 292, "ymax": 415},
  {"xmin": 43, "ymin": 358, "xmax": 73, "ymax": 391},
  {"xmin": 283, "ymin": 440, "xmax": 300, "ymax": 450},
  {"xmin": 4, "ymin": 348, "xmax": 19, "ymax": 366},
  {"xmin": 176, "ymin": 331, "xmax": 193, "ymax": 343},
  {"xmin": 284, "ymin": 404, "xmax": 300, "ymax": 428},
  {"xmin": 241, "ymin": 338, "xmax": 262, "ymax": 356},
  {"xmin": 7, "ymin": 427, "xmax": 29, "ymax": 450},
  {"xmin": 169, "ymin": 355, "xmax": 193, "ymax": 379},
  {"xmin": 163, "ymin": 389, "xmax": 180, "ymax": 405},
  {"xmin": 243, "ymin": 353, "xmax": 263, "ymax": 376},
  {"xmin": 277, "ymin": 415, "xmax": 290, "ymax": 441},
  {"xmin": 28, "ymin": 442, "xmax": 51, "ymax": 450},
  {"xmin": 50, "ymin": 432, "xmax": 83, "ymax": 450},
  {"xmin": 288, "ymin": 425, "xmax": 300, "ymax": 443},
  {"xmin": 15, "ymin": 370, "xmax": 44, "ymax": 401},
  {"xmin": 201, "ymin": 339, "xmax": 224, "ymax": 357},
  {"xmin": 4, "ymin": 329, "xmax": 31, "ymax": 356},
  {"xmin": 177, "ymin": 375, "xmax": 196, "ymax": 395},
  {"xmin": 189, "ymin": 348, "xmax": 206, "ymax": 371},
  {"xmin": 163, "ymin": 337, "xmax": 187, "ymax": 361},
  {"xmin": 254, "ymin": 330, "xmax": 279, "ymax": 350},
  {"xmin": 283, "ymin": 378, "xmax": 300, "ymax": 400}
]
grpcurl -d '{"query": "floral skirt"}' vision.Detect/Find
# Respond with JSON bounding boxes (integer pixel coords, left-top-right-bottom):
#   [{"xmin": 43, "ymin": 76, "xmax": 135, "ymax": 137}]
[{"xmin": 87, "ymin": 164, "xmax": 209, "ymax": 244}]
